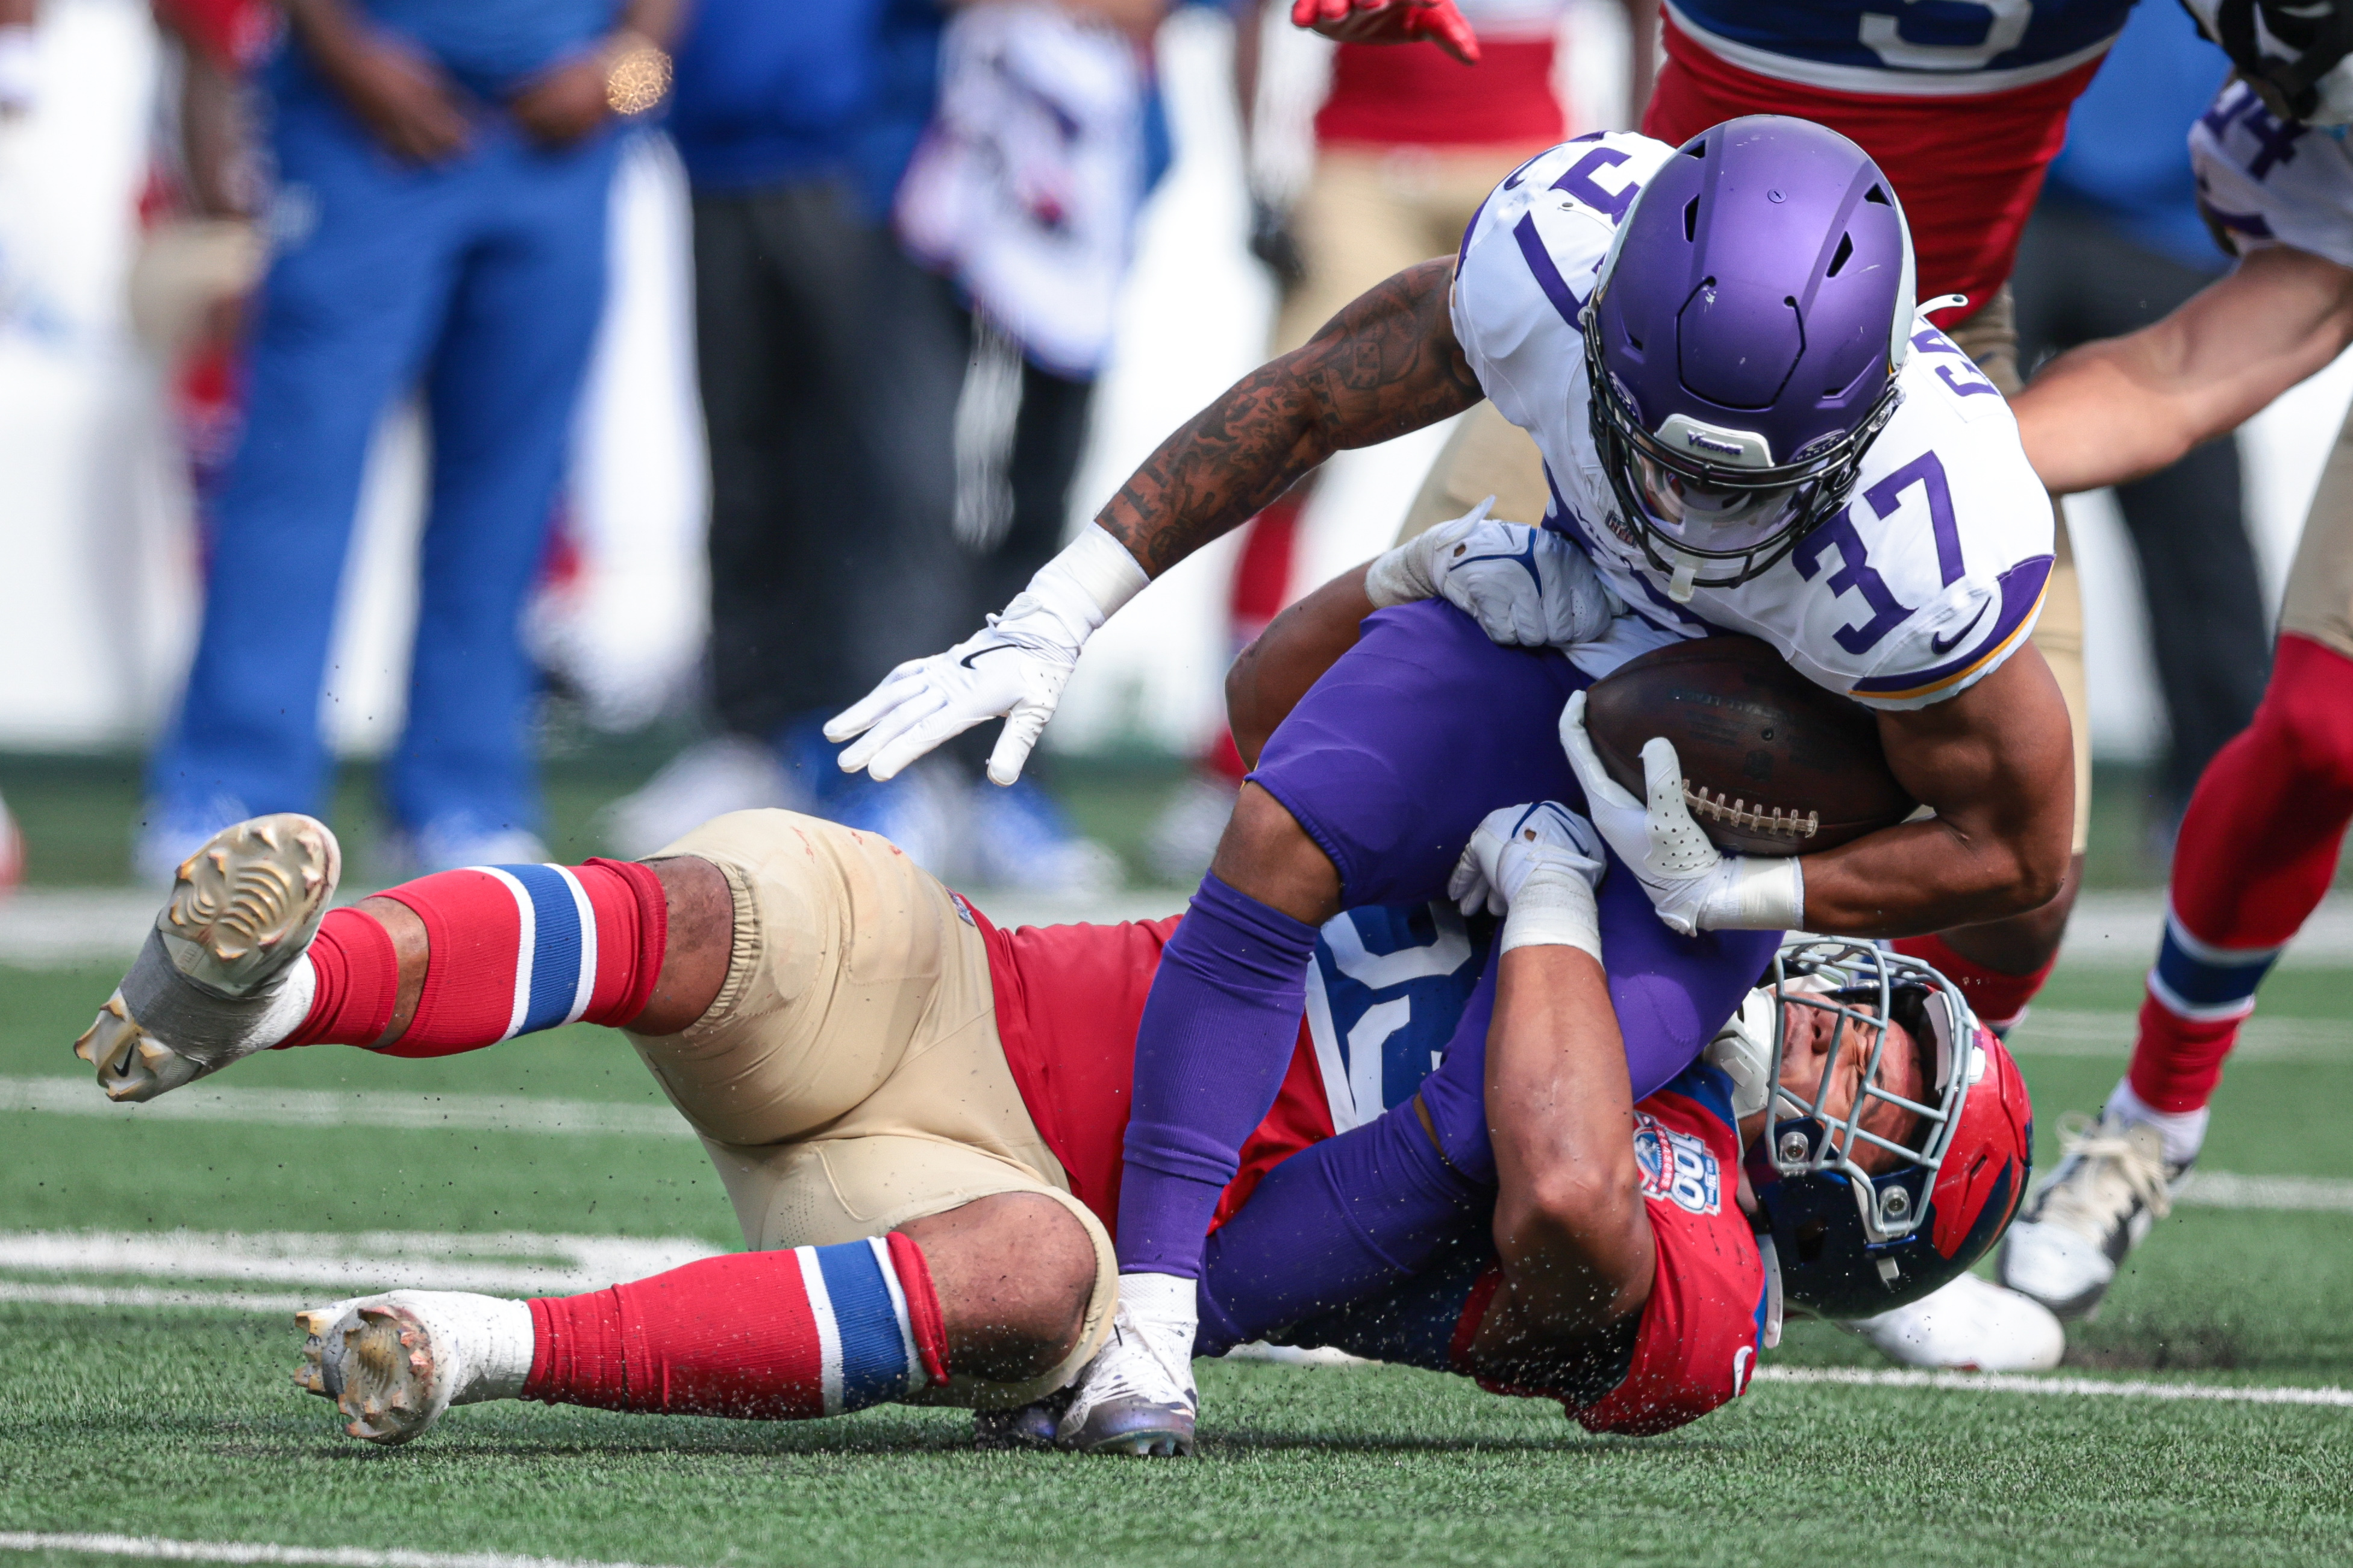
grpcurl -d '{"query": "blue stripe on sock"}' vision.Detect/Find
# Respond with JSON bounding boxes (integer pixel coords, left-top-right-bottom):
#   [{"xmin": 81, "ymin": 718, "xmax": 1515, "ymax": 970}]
[
  {"xmin": 496, "ymin": 864, "xmax": 584, "ymax": 1035},
  {"xmin": 2152, "ymin": 923, "xmax": 2278, "ymax": 1015},
  {"xmin": 814, "ymin": 1240, "xmax": 911, "ymax": 1412}
]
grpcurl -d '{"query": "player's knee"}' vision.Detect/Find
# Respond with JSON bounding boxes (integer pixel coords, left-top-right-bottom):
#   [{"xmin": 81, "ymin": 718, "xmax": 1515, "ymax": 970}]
[
  {"xmin": 1208, "ymin": 782, "xmax": 1342, "ymax": 921},
  {"xmin": 907, "ymin": 1192, "xmax": 1097, "ymax": 1387}
]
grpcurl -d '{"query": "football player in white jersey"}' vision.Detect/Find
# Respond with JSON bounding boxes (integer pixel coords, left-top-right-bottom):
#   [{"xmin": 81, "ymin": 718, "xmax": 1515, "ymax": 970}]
[
  {"xmin": 827, "ymin": 116, "xmax": 2075, "ymax": 1431},
  {"xmin": 1986, "ymin": 2, "xmax": 2353, "ymax": 1322}
]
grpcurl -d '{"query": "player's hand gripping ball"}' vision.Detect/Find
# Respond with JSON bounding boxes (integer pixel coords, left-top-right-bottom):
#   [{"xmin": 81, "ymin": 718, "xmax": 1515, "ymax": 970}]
[{"xmin": 1578, "ymin": 636, "xmax": 1915, "ymax": 856}]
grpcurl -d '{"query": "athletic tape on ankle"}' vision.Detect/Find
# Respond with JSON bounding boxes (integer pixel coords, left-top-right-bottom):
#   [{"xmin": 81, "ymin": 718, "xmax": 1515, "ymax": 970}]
[{"xmin": 379, "ymin": 858, "xmax": 666, "ymax": 1055}]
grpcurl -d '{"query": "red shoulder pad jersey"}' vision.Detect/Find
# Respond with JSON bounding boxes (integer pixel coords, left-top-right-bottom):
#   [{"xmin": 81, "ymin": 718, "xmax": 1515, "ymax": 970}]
[
  {"xmin": 1644, "ymin": 11, "xmax": 2110, "ymax": 322},
  {"xmin": 966, "ymin": 900, "xmax": 1766, "ymax": 1437}
]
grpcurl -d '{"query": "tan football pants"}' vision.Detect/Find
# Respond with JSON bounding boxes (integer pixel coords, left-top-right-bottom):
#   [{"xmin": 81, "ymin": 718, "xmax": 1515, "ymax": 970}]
[
  {"xmin": 625, "ymin": 810, "xmax": 1119, "ymax": 1410},
  {"xmin": 2280, "ymin": 410, "xmax": 2353, "ymax": 663},
  {"xmin": 1399, "ymin": 284, "xmax": 2095, "ymax": 855}
]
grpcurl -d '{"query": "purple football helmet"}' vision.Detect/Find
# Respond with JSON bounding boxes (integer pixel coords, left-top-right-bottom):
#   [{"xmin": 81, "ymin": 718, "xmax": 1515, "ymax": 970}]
[{"xmin": 1584, "ymin": 116, "xmax": 1917, "ymax": 596}]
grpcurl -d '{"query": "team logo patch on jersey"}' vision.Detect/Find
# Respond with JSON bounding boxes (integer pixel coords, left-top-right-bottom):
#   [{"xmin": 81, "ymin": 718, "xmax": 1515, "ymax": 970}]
[{"xmin": 1633, "ymin": 1111, "xmax": 1722, "ymax": 1216}]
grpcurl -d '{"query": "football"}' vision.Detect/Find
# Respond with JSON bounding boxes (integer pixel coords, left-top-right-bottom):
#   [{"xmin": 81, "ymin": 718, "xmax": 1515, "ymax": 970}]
[{"xmin": 1582, "ymin": 635, "xmax": 1916, "ymax": 856}]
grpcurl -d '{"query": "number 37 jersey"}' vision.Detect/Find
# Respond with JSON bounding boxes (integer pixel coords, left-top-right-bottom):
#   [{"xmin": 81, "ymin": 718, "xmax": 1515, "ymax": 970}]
[{"xmin": 1451, "ymin": 132, "xmax": 2056, "ymax": 711}]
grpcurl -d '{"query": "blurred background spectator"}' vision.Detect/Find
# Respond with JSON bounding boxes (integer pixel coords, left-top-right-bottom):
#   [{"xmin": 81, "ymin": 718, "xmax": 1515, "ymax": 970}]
[
  {"xmin": 2013, "ymin": 0, "xmax": 2268, "ymax": 847},
  {"xmin": 1145, "ymin": 0, "xmax": 1651, "ymax": 879},
  {"xmin": 608, "ymin": 0, "xmax": 1167, "ymax": 894},
  {"xmin": 0, "ymin": 0, "xmax": 2346, "ymax": 901},
  {"xmin": 138, "ymin": 0, "xmax": 684, "ymax": 880}
]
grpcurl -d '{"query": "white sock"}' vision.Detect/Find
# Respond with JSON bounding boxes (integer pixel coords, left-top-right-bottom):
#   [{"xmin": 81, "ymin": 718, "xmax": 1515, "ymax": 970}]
[
  {"xmin": 250, "ymin": 955, "xmax": 319, "ymax": 1049},
  {"xmin": 2105, "ymin": 1076, "xmax": 2208, "ymax": 1169},
  {"xmin": 1118, "ymin": 1271, "xmax": 1197, "ymax": 1330}
]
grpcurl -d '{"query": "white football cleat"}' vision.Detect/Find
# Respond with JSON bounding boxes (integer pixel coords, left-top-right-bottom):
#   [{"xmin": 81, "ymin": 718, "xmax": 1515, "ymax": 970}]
[
  {"xmin": 1843, "ymin": 1272, "xmax": 2065, "ymax": 1372},
  {"xmin": 293, "ymin": 1290, "xmax": 533, "ymax": 1446},
  {"xmin": 1056, "ymin": 1277, "xmax": 1198, "ymax": 1457},
  {"xmin": 75, "ymin": 814, "xmax": 339, "ymax": 1102},
  {"xmin": 1998, "ymin": 1113, "xmax": 2189, "ymax": 1319}
]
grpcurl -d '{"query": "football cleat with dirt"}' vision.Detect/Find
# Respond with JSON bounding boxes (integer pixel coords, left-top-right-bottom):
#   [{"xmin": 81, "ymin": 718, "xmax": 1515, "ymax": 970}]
[
  {"xmin": 292, "ymin": 1290, "xmax": 534, "ymax": 1446},
  {"xmin": 75, "ymin": 813, "xmax": 339, "ymax": 1102},
  {"xmin": 1055, "ymin": 1297, "xmax": 1197, "ymax": 1457},
  {"xmin": 1997, "ymin": 1112, "xmax": 2190, "ymax": 1320}
]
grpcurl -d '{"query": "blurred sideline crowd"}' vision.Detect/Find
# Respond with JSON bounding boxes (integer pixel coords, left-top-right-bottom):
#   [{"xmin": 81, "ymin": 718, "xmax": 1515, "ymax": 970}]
[{"xmin": 0, "ymin": 0, "xmax": 2275, "ymax": 893}]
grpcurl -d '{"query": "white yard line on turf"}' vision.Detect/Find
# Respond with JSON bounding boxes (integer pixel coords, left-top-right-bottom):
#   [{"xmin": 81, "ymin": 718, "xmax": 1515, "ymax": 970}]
[
  {"xmin": 0, "ymin": 1076, "xmax": 685, "ymax": 1138},
  {"xmin": 0, "ymin": 1229, "xmax": 724, "ymax": 1299},
  {"xmin": 2008, "ymin": 1011, "xmax": 2353, "ymax": 1063},
  {"xmin": 1754, "ymin": 1366, "xmax": 2353, "ymax": 1407},
  {"xmin": 0, "ymin": 1532, "xmax": 687, "ymax": 1568}
]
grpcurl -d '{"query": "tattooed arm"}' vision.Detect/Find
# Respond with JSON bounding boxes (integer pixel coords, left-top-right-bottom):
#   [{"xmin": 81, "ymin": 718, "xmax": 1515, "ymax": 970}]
[
  {"xmin": 1101, "ymin": 257, "xmax": 1485, "ymax": 574},
  {"xmin": 825, "ymin": 258, "xmax": 1484, "ymax": 784}
]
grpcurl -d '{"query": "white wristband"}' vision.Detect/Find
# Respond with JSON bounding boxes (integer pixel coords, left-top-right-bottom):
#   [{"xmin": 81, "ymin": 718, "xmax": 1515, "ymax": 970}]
[
  {"xmin": 1696, "ymin": 854, "xmax": 1806, "ymax": 932},
  {"xmin": 1044, "ymin": 523, "xmax": 1150, "ymax": 628},
  {"xmin": 1499, "ymin": 866, "xmax": 1603, "ymax": 963},
  {"xmin": 1364, "ymin": 536, "xmax": 1435, "ymax": 609}
]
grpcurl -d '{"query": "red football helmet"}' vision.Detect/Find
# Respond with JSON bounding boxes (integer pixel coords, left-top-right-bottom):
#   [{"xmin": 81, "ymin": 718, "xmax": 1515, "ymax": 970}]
[{"xmin": 1745, "ymin": 940, "xmax": 2036, "ymax": 1320}]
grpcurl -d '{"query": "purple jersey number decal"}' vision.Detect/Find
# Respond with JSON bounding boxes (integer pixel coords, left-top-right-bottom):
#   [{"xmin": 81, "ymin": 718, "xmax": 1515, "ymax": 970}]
[
  {"xmin": 1863, "ymin": 450, "xmax": 1964, "ymax": 587},
  {"xmin": 1551, "ymin": 146, "xmax": 1635, "ymax": 223},
  {"xmin": 1792, "ymin": 508, "xmax": 1916, "ymax": 655}
]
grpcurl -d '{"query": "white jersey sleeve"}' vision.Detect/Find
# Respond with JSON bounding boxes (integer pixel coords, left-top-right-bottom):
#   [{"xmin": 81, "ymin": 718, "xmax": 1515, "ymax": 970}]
[
  {"xmin": 1450, "ymin": 133, "xmax": 1678, "ymax": 440},
  {"xmin": 2189, "ymin": 79, "xmax": 2353, "ymax": 270}
]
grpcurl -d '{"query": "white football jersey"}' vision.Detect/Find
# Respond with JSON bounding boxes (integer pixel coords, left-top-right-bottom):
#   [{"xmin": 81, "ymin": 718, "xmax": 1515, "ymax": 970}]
[
  {"xmin": 1449, "ymin": 133, "xmax": 2057, "ymax": 711},
  {"xmin": 2189, "ymin": 79, "xmax": 2353, "ymax": 270}
]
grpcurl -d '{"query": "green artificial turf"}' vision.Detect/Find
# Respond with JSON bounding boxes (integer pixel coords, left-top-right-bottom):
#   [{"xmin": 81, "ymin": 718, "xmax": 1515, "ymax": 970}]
[{"xmin": 1, "ymin": 960, "xmax": 2349, "ymax": 1566}]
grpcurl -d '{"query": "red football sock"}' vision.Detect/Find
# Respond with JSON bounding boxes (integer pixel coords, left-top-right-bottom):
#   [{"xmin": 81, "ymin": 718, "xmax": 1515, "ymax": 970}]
[
  {"xmin": 524, "ymin": 1236, "xmax": 950, "ymax": 1419},
  {"xmin": 1890, "ymin": 932, "xmax": 2055, "ymax": 1032},
  {"xmin": 283, "ymin": 908, "xmax": 399, "ymax": 1048},
  {"xmin": 2127, "ymin": 634, "xmax": 2353, "ymax": 1112},
  {"xmin": 286, "ymin": 858, "xmax": 667, "ymax": 1054}
]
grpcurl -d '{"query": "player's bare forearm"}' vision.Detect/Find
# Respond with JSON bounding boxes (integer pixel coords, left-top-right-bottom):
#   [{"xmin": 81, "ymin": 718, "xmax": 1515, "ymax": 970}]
[
  {"xmin": 1225, "ymin": 563, "xmax": 1376, "ymax": 767},
  {"xmin": 1097, "ymin": 258, "xmax": 1482, "ymax": 574},
  {"xmin": 1796, "ymin": 647, "xmax": 2074, "ymax": 935},
  {"xmin": 1469, "ymin": 944, "xmax": 1654, "ymax": 1385},
  {"xmin": 2017, "ymin": 245, "xmax": 2353, "ymax": 495}
]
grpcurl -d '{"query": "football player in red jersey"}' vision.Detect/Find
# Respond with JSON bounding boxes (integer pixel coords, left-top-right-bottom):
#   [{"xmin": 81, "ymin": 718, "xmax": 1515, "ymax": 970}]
[
  {"xmin": 1979, "ymin": 0, "xmax": 2353, "ymax": 1320},
  {"xmin": 77, "ymin": 795, "xmax": 2026, "ymax": 1452}
]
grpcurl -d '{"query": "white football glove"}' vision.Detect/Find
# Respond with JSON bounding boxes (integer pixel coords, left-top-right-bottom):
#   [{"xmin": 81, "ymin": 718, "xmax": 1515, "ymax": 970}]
[
  {"xmin": 826, "ymin": 525, "xmax": 1148, "ymax": 785},
  {"xmin": 1366, "ymin": 500, "xmax": 1623, "ymax": 649},
  {"xmin": 1704, "ymin": 988, "xmax": 1778, "ymax": 1121},
  {"xmin": 1446, "ymin": 799, "xmax": 1607, "ymax": 960},
  {"xmin": 1558, "ymin": 690, "xmax": 1805, "ymax": 937}
]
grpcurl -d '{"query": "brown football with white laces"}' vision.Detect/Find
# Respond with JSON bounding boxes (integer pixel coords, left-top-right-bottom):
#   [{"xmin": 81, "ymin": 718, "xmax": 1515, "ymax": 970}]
[{"xmin": 1583, "ymin": 635, "xmax": 1916, "ymax": 857}]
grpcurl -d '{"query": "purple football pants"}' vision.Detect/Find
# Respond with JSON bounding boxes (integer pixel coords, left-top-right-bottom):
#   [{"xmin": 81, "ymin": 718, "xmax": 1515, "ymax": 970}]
[{"xmin": 1119, "ymin": 601, "xmax": 1781, "ymax": 1282}]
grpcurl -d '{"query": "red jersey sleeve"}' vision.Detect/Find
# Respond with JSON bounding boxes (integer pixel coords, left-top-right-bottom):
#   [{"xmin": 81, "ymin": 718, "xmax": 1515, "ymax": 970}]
[{"xmin": 1568, "ymin": 1086, "xmax": 1767, "ymax": 1436}]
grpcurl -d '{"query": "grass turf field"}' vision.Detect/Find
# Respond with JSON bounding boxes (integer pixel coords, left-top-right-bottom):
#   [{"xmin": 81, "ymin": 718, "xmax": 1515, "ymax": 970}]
[{"xmin": 1, "ymin": 959, "xmax": 2349, "ymax": 1567}]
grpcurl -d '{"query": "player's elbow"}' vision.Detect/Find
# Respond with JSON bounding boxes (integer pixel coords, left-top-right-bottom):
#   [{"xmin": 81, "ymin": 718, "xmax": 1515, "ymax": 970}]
[
  {"xmin": 1975, "ymin": 820, "xmax": 2071, "ymax": 919},
  {"xmin": 1498, "ymin": 1160, "xmax": 1643, "ymax": 1273}
]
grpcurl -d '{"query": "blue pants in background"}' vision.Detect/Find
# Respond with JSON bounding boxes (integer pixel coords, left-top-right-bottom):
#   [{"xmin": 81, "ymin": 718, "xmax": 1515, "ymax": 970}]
[{"xmin": 151, "ymin": 96, "xmax": 617, "ymax": 845}]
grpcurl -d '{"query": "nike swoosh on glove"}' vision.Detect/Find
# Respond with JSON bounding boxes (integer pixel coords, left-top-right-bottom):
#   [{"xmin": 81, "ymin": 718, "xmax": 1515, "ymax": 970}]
[
  {"xmin": 1558, "ymin": 690, "xmax": 1805, "ymax": 936},
  {"xmin": 1366, "ymin": 501, "xmax": 1623, "ymax": 649},
  {"xmin": 1291, "ymin": 0, "xmax": 1481, "ymax": 63},
  {"xmin": 827, "ymin": 524, "xmax": 1146, "ymax": 785},
  {"xmin": 1446, "ymin": 799, "xmax": 1608, "ymax": 958}
]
